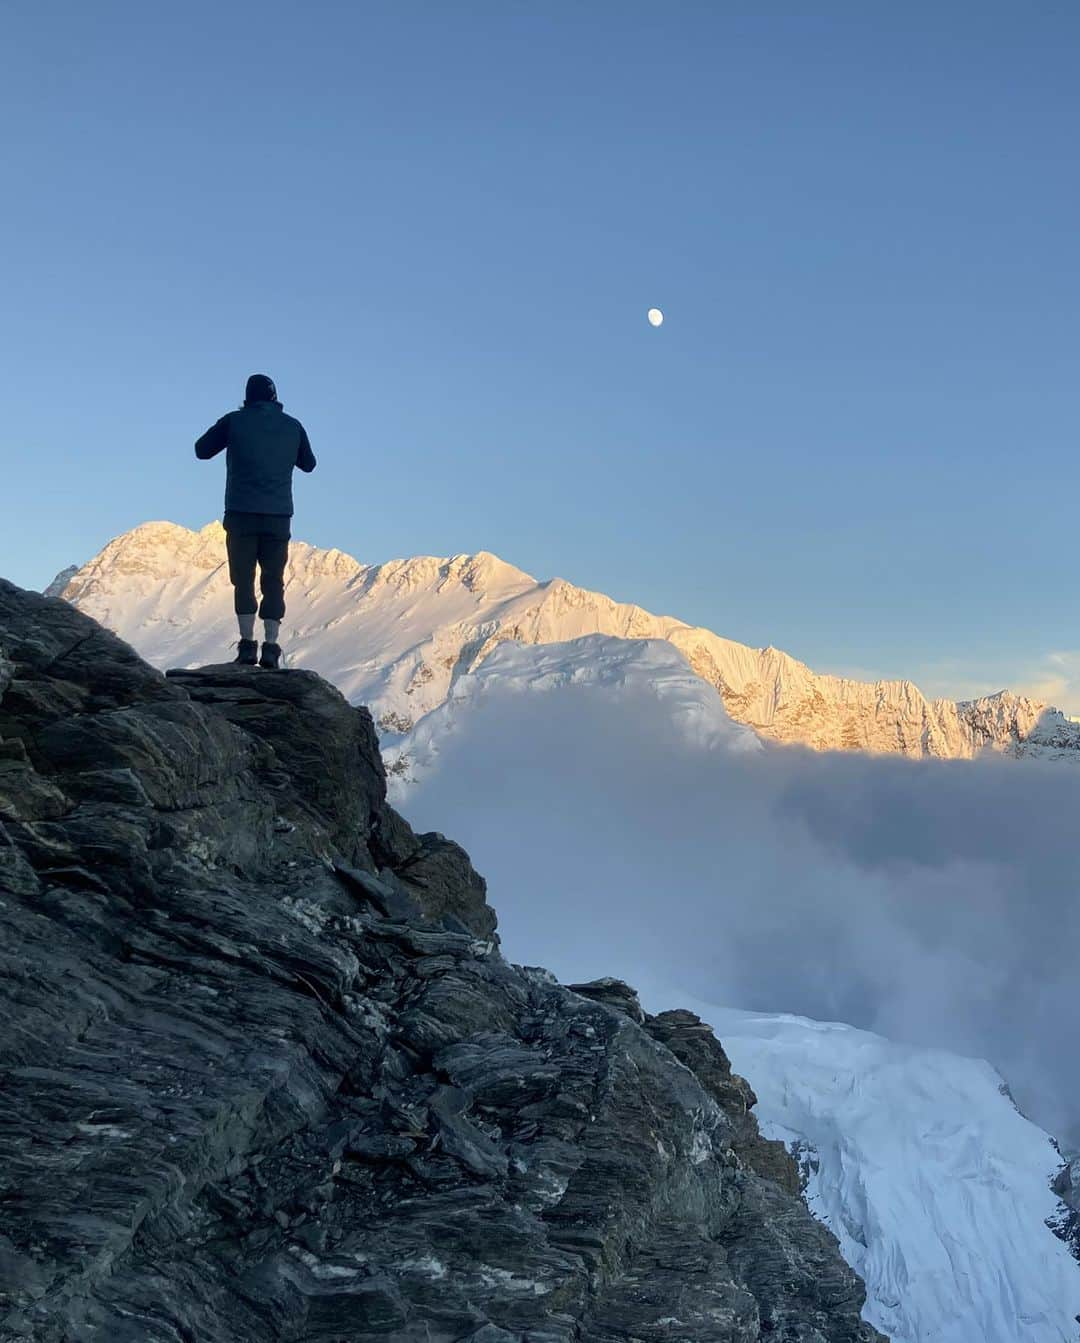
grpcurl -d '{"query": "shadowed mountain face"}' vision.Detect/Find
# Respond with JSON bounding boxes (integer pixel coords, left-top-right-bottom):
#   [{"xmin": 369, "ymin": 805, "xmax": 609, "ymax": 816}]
[{"xmin": 0, "ymin": 578, "xmax": 883, "ymax": 1343}]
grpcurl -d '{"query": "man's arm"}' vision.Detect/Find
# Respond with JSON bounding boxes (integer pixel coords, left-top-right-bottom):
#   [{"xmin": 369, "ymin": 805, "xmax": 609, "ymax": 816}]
[
  {"xmin": 195, "ymin": 414, "xmax": 231, "ymax": 460},
  {"xmin": 296, "ymin": 426, "xmax": 317, "ymax": 473}
]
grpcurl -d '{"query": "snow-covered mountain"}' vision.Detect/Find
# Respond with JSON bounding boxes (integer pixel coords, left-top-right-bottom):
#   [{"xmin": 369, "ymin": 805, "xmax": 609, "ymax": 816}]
[
  {"xmin": 666, "ymin": 1000, "xmax": 1080, "ymax": 1343},
  {"xmin": 384, "ymin": 633, "xmax": 760, "ymax": 785},
  {"xmin": 52, "ymin": 520, "xmax": 1080, "ymax": 766}
]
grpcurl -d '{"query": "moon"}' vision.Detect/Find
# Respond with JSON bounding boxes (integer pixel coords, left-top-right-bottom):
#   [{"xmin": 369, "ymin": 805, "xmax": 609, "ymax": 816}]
[{"xmin": 647, "ymin": 307, "xmax": 664, "ymax": 327}]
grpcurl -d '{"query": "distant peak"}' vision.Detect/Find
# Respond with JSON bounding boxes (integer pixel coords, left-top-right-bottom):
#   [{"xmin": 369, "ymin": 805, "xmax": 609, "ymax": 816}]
[
  {"xmin": 445, "ymin": 550, "xmax": 535, "ymax": 591},
  {"xmin": 361, "ymin": 550, "xmax": 535, "ymax": 598},
  {"xmin": 43, "ymin": 565, "xmax": 79, "ymax": 599}
]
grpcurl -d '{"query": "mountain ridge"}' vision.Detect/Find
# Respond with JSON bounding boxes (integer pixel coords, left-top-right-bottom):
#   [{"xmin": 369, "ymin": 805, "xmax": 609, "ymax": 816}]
[{"xmin": 51, "ymin": 520, "xmax": 1080, "ymax": 763}]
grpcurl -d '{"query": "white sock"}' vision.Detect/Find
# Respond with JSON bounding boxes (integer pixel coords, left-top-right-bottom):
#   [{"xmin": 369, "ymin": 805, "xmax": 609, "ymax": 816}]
[
  {"xmin": 238, "ymin": 614, "xmax": 256, "ymax": 640},
  {"xmin": 263, "ymin": 620, "xmax": 281, "ymax": 644}
]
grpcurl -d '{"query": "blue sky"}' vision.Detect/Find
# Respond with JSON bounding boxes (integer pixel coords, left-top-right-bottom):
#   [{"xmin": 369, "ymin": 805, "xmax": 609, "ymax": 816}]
[{"xmin": 2, "ymin": 2, "xmax": 1078, "ymax": 704}]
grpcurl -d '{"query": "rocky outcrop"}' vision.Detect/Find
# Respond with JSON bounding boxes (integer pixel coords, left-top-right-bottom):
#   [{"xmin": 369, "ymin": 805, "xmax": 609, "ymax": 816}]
[
  {"xmin": 0, "ymin": 577, "xmax": 884, "ymax": 1342},
  {"xmin": 1051, "ymin": 1155, "xmax": 1080, "ymax": 1261}
]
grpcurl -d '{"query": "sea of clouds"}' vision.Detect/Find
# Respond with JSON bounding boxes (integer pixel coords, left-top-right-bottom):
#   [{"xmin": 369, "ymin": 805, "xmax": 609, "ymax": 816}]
[{"xmin": 404, "ymin": 681, "xmax": 1080, "ymax": 1147}]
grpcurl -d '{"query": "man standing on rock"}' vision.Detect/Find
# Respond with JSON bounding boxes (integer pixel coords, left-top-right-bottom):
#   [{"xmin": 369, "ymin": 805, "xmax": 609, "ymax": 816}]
[{"xmin": 195, "ymin": 374, "xmax": 316, "ymax": 669}]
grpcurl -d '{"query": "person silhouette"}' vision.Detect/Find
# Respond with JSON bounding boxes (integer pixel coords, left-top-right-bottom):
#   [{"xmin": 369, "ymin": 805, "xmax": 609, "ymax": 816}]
[{"xmin": 195, "ymin": 374, "xmax": 316, "ymax": 668}]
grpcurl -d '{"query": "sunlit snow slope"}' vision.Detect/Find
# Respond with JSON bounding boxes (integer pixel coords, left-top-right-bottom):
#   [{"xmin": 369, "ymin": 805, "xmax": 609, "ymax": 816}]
[
  {"xmin": 55, "ymin": 520, "xmax": 1080, "ymax": 762},
  {"xmin": 657, "ymin": 999, "xmax": 1080, "ymax": 1343},
  {"xmin": 385, "ymin": 633, "xmax": 760, "ymax": 785}
]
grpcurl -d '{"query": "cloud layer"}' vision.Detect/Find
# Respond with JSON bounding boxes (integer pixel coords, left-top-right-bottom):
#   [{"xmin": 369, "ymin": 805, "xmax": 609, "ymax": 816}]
[{"xmin": 405, "ymin": 682, "xmax": 1080, "ymax": 1146}]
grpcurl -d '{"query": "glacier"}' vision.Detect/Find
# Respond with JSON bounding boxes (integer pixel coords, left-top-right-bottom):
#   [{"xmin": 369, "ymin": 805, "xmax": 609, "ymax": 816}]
[{"xmin": 680, "ymin": 1003, "xmax": 1080, "ymax": 1343}]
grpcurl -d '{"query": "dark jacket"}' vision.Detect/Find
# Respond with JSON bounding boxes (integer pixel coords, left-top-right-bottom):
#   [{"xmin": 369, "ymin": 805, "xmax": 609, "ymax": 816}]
[{"xmin": 195, "ymin": 402, "xmax": 316, "ymax": 516}]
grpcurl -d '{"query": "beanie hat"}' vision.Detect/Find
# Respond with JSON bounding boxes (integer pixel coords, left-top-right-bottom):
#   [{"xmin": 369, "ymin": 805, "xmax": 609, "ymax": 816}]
[{"xmin": 244, "ymin": 373, "xmax": 278, "ymax": 405}]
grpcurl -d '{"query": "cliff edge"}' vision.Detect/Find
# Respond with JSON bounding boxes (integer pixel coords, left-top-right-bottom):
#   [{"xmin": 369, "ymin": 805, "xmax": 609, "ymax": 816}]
[{"xmin": 0, "ymin": 578, "xmax": 883, "ymax": 1343}]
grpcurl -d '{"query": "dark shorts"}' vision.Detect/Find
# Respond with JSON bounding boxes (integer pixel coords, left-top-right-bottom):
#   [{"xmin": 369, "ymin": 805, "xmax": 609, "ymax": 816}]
[
  {"xmin": 223, "ymin": 510, "xmax": 291, "ymax": 539},
  {"xmin": 224, "ymin": 514, "xmax": 290, "ymax": 620}
]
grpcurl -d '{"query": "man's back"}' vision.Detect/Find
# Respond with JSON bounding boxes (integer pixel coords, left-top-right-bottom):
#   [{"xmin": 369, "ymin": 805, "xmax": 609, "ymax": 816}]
[
  {"xmin": 196, "ymin": 397, "xmax": 316, "ymax": 519},
  {"xmin": 223, "ymin": 402, "xmax": 310, "ymax": 516}
]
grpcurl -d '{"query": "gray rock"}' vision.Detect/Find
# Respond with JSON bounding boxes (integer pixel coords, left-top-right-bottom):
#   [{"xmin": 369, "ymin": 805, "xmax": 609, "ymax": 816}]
[
  {"xmin": 1051, "ymin": 1154, "xmax": 1080, "ymax": 1260},
  {"xmin": 0, "ymin": 578, "xmax": 885, "ymax": 1342},
  {"xmin": 568, "ymin": 976, "xmax": 647, "ymax": 1024},
  {"xmin": 645, "ymin": 1009, "xmax": 802, "ymax": 1195}
]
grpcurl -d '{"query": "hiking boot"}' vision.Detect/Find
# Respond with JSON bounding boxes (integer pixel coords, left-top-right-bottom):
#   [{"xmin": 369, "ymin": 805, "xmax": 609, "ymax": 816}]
[
  {"xmin": 234, "ymin": 638, "xmax": 258, "ymax": 666},
  {"xmin": 259, "ymin": 642, "xmax": 283, "ymax": 670}
]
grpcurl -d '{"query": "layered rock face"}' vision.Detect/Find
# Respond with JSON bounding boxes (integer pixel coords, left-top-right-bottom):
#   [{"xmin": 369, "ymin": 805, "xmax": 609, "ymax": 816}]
[
  {"xmin": 1052, "ymin": 1156, "xmax": 1080, "ymax": 1262},
  {"xmin": 0, "ymin": 578, "xmax": 883, "ymax": 1343}
]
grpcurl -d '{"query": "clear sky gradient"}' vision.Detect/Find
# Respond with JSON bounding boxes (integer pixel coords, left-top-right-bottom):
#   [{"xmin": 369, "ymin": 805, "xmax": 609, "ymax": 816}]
[{"xmin": 3, "ymin": 3, "xmax": 1078, "ymax": 705}]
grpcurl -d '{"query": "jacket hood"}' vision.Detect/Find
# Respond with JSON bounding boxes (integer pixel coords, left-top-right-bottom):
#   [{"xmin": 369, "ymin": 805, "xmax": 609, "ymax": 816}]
[{"xmin": 243, "ymin": 373, "xmax": 279, "ymax": 406}]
